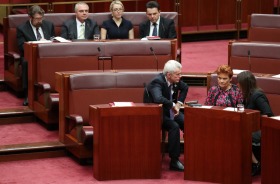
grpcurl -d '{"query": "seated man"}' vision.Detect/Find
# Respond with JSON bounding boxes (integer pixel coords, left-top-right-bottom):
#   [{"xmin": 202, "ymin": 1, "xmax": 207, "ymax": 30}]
[
  {"xmin": 61, "ymin": 2, "xmax": 99, "ymax": 40},
  {"xmin": 139, "ymin": 1, "xmax": 177, "ymax": 39},
  {"xmin": 17, "ymin": 5, "xmax": 55, "ymax": 106},
  {"xmin": 143, "ymin": 60, "xmax": 188, "ymax": 171}
]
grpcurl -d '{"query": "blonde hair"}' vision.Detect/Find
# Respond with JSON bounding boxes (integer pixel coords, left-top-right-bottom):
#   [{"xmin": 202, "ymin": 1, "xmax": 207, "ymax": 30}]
[{"xmin": 110, "ymin": 0, "xmax": 124, "ymax": 12}]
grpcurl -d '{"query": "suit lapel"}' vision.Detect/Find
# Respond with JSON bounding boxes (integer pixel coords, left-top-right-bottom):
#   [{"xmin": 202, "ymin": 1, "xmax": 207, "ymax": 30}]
[
  {"xmin": 84, "ymin": 19, "xmax": 90, "ymax": 39},
  {"xmin": 73, "ymin": 20, "xmax": 78, "ymax": 39},
  {"xmin": 26, "ymin": 22, "xmax": 37, "ymax": 41}
]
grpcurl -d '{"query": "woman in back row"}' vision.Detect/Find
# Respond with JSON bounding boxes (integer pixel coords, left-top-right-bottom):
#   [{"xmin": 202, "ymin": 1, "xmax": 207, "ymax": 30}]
[{"xmin": 101, "ymin": 0, "xmax": 134, "ymax": 39}]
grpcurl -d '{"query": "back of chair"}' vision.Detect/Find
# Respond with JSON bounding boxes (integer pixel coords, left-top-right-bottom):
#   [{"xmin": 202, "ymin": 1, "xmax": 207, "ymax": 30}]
[
  {"xmin": 68, "ymin": 71, "xmax": 160, "ymax": 123},
  {"xmin": 248, "ymin": 14, "xmax": 280, "ymax": 42}
]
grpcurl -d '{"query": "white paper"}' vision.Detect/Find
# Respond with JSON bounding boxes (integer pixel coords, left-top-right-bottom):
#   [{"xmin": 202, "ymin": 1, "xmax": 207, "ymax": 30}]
[
  {"xmin": 28, "ymin": 40, "xmax": 52, "ymax": 44},
  {"xmin": 233, "ymin": 69, "xmax": 247, "ymax": 75},
  {"xmin": 271, "ymin": 116, "xmax": 280, "ymax": 120},
  {"xmin": 113, "ymin": 102, "xmax": 134, "ymax": 107},
  {"xmin": 52, "ymin": 36, "xmax": 71, "ymax": 43},
  {"xmin": 195, "ymin": 105, "xmax": 212, "ymax": 109},
  {"xmin": 272, "ymin": 74, "xmax": 280, "ymax": 78},
  {"xmin": 223, "ymin": 107, "xmax": 236, "ymax": 111}
]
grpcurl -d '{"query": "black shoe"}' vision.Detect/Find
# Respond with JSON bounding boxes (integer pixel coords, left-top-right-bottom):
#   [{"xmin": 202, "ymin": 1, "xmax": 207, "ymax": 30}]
[
  {"xmin": 170, "ymin": 158, "xmax": 184, "ymax": 171},
  {"xmin": 252, "ymin": 162, "xmax": 261, "ymax": 176},
  {"xmin": 23, "ymin": 97, "xmax": 28, "ymax": 106}
]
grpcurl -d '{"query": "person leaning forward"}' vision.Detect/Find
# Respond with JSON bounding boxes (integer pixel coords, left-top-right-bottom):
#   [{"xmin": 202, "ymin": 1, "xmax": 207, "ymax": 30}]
[
  {"xmin": 139, "ymin": 1, "xmax": 177, "ymax": 39},
  {"xmin": 143, "ymin": 60, "xmax": 188, "ymax": 171},
  {"xmin": 17, "ymin": 5, "xmax": 55, "ymax": 106},
  {"xmin": 61, "ymin": 2, "xmax": 99, "ymax": 40}
]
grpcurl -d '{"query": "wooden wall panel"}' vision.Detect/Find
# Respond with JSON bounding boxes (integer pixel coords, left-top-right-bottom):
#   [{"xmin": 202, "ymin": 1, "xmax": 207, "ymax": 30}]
[
  {"xmin": 219, "ymin": 0, "xmax": 236, "ymax": 25},
  {"xmin": 199, "ymin": 0, "xmax": 218, "ymax": 25},
  {"xmin": 181, "ymin": 0, "xmax": 198, "ymax": 27}
]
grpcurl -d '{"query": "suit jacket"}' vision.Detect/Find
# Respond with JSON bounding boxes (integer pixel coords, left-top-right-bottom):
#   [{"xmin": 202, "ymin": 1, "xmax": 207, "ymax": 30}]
[
  {"xmin": 61, "ymin": 18, "xmax": 100, "ymax": 40},
  {"xmin": 17, "ymin": 20, "xmax": 55, "ymax": 57},
  {"xmin": 139, "ymin": 16, "xmax": 177, "ymax": 39},
  {"xmin": 245, "ymin": 90, "xmax": 274, "ymax": 117},
  {"xmin": 143, "ymin": 73, "xmax": 188, "ymax": 119}
]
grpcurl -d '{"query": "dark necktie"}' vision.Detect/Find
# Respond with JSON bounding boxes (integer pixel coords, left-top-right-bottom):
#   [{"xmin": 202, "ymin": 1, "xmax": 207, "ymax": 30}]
[
  {"xmin": 169, "ymin": 85, "xmax": 174, "ymax": 120},
  {"xmin": 152, "ymin": 23, "xmax": 157, "ymax": 36},
  {"xmin": 36, "ymin": 28, "xmax": 42, "ymax": 41}
]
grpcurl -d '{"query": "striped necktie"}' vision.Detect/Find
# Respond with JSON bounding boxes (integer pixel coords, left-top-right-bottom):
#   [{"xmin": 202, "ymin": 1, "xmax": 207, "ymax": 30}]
[{"xmin": 36, "ymin": 28, "xmax": 42, "ymax": 41}]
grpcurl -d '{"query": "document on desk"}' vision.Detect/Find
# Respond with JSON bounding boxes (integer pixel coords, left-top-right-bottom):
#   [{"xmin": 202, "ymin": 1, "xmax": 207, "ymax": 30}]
[
  {"xmin": 271, "ymin": 116, "xmax": 280, "ymax": 120},
  {"xmin": 190, "ymin": 105, "xmax": 212, "ymax": 109},
  {"xmin": 233, "ymin": 69, "xmax": 247, "ymax": 75},
  {"xmin": 51, "ymin": 36, "xmax": 71, "ymax": 43},
  {"xmin": 28, "ymin": 40, "xmax": 52, "ymax": 44},
  {"xmin": 110, "ymin": 102, "xmax": 135, "ymax": 107},
  {"xmin": 272, "ymin": 74, "xmax": 280, "ymax": 78},
  {"xmin": 223, "ymin": 107, "xmax": 236, "ymax": 111}
]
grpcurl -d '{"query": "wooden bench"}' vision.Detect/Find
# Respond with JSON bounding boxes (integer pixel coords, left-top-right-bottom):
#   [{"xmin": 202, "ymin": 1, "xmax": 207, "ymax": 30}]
[
  {"xmin": 4, "ymin": 12, "xmax": 180, "ymax": 94},
  {"xmin": 228, "ymin": 41, "xmax": 280, "ymax": 74},
  {"xmin": 24, "ymin": 40, "xmax": 174, "ymax": 126},
  {"xmin": 55, "ymin": 70, "xmax": 160, "ymax": 160}
]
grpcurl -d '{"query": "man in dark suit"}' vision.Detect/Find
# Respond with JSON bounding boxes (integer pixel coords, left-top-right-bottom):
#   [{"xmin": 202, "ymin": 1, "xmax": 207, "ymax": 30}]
[
  {"xmin": 17, "ymin": 5, "xmax": 55, "ymax": 106},
  {"xmin": 143, "ymin": 60, "xmax": 188, "ymax": 171},
  {"xmin": 139, "ymin": 1, "xmax": 177, "ymax": 39},
  {"xmin": 61, "ymin": 2, "xmax": 99, "ymax": 40}
]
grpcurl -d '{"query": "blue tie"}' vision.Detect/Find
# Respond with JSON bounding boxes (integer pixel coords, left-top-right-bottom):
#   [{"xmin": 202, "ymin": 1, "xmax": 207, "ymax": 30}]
[
  {"xmin": 152, "ymin": 23, "xmax": 157, "ymax": 36},
  {"xmin": 36, "ymin": 28, "xmax": 42, "ymax": 41}
]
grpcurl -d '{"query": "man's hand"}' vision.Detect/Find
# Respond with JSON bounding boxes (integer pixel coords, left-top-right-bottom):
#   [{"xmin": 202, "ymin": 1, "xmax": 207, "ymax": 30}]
[{"xmin": 172, "ymin": 102, "xmax": 182, "ymax": 116}]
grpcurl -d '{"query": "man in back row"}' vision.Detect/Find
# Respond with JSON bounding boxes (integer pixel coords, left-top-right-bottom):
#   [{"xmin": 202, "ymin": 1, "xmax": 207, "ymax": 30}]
[
  {"xmin": 17, "ymin": 5, "xmax": 55, "ymax": 106},
  {"xmin": 139, "ymin": 1, "xmax": 177, "ymax": 39},
  {"xmin": 61, "ymin": 2, "xmax": 99, "ymax": 40}
]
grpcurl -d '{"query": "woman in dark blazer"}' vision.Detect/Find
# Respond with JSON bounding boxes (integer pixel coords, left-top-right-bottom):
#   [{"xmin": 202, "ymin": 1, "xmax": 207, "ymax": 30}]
[{"xmin": 237, "ymin": 71, "xmax": 274, "ymax": 176}]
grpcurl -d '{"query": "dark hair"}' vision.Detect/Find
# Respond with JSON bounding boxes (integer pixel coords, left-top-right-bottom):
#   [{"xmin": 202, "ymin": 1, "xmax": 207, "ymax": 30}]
[
  {"xmin": 216, "ymin": 64, "xmax": 233, "ymax": 79},
  {"xmin": 28, "ymin": 5, "xmax": 45, "ymax": 17},
  {"xmin": 146, "ymin": 1, "xmax": 160, "ymax": 10},
  {"xmin": 237, "ymin": 71, "xmax": 259, "ymax": 101}
]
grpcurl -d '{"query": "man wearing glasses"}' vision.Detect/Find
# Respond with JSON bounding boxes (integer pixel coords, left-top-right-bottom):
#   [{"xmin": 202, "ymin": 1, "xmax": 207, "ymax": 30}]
[
  {"xmin": 143, "ymin": 60, "xmax": 188, "ymax": 172},
  {"xmin": 17, "ymin": 5, "xmax": 55, "ymax": 106},
  {"xmin": 61, "ymin": 2, "xmax": 99, "ymax": 40},
  {"xmin": 139, "ymin": 1, "xmax": 177, "ymax": 39}
]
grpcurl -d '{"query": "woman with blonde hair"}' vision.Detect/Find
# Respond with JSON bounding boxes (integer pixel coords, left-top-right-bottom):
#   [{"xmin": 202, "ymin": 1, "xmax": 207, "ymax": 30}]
[{"xmin": 101, "ymin": 0, "xmax": 134, "ymax": 39}]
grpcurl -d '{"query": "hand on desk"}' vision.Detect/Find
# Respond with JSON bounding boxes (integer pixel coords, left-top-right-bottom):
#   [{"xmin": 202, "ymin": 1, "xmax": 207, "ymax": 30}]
[{"xmin": 172, "ymin": 102, "xmax": 183, "ymax": 116}]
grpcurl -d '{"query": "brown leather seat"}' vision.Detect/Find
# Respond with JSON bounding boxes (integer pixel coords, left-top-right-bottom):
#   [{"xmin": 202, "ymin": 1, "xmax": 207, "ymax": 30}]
[{"xmin": 56, "ymin": 70, "xmax": 160, "ymax": 160}]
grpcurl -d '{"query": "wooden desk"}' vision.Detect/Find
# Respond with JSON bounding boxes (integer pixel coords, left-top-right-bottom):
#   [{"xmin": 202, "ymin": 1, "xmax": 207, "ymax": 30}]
[
  {"xmin": 90, "ymin": 103, "xmax": 162, "ymax": 181},
  {"xmin": 261, "ymin": 116, "xmax": 280, "ymax": 184},
  {"xmin": 184, "ymin": 106, "xmax": 260, "ymax": 184}
]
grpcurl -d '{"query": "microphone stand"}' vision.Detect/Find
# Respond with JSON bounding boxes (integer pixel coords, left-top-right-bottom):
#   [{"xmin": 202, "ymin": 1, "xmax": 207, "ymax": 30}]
[{"xmin": 150, "ymin": 47, "xmax": 158, "ymax": 71}]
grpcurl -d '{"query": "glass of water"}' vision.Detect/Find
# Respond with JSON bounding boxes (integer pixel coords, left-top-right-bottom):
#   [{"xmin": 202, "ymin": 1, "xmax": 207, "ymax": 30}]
[
  {"xmin": 93, "ymin": 34, "xmax": 100, "ymax": 41},
  {"xmin": 237, "ymin": 104, "xmax": 244, "ymax": 112}
]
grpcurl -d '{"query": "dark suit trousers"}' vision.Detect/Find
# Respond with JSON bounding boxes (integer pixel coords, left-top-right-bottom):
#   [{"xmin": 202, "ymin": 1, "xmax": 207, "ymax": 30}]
[
  {"xmin": 162, "ymin": 111, "xmax": 184, "ymax": 159},
  {"xmin": 22, "ymin": 59, "xmax": 28, "ymax": 95}
]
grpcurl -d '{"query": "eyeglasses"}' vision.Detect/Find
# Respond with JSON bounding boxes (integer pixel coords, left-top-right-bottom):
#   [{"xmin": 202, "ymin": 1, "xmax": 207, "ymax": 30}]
[
  {"xmin": 113, "ymin": 8, "xmax": 123, "ymax": 12},
  {"xmin": 32, "ymin": 16, "xmax": 44, "ymax": 21},
  {"xmin": 78, "ymin": 10, "xmax": 89, "ymax": 13}
]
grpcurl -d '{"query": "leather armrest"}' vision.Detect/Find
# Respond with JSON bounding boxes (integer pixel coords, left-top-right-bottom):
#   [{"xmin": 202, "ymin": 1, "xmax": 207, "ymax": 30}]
[
  {"xmin": 5, "ymin": 52, "xmax": 21, "ymax": 76},
  {"xmin": 7, "ymin": 51, "xmax": 20, "ymax": 60},
  {"xmin": 81, "ymin": 126, "xmax": 94, "ymax": 146},
  {"xmin": 35, "ymin": 82, "xmax": 51, "ymax": 92},
  {"xmin": 66, "ymin": 114, "xmax": 84, "ymax": 142}
]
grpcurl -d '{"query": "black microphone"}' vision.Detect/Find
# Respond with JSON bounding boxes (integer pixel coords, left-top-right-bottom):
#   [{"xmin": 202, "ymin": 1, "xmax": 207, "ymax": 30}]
[
  {"xmin": 143, "ymin": 82, "xmax": 150, "ymax": 102},
  {"xmin": 150, "ymin": 47, "xmax": 158, "ymax": 71},
  {"xmin": 97, "ymin": 47, "xmax": 104, "ymax": 72},
  {"xmin": 248, "ymin": 50, "xmax": 251, "ymax": 71}
]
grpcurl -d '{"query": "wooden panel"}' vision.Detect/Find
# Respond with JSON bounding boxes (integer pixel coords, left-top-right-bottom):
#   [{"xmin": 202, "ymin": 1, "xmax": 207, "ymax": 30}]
[
  {"xmin": 219, "ymin": 0, "xmax": 236, "ymax": 25},
  {"xmin": 91, "ymin": 104, "xmax": 162, "ymax": 181},
  {"xmin": 182, "ymin": 0, "xmax": 198, "ymax": 27},
  {"xmin": 261, "ymin": 116, "xmax": 280, "ymax": 184},
  {"xmin": 184, "ymin": 106, "xmax": 260, "ymax": 183},
  {"xmin": 199, "ymin": 0, "xmax": 218, "ymax": 26}
]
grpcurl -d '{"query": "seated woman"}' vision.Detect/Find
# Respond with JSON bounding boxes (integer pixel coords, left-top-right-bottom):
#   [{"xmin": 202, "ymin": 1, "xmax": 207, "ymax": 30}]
[
  {"xmin": 205, "ymin": 65, "xmax": 243, "ymax": 107},
  {"xmin": 237, "ymin": 71, "xmax": 274, "ymax": 176},
  {"xmin": 101, "ymin": 0, "xmax": 134, "ymax": 39}
]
